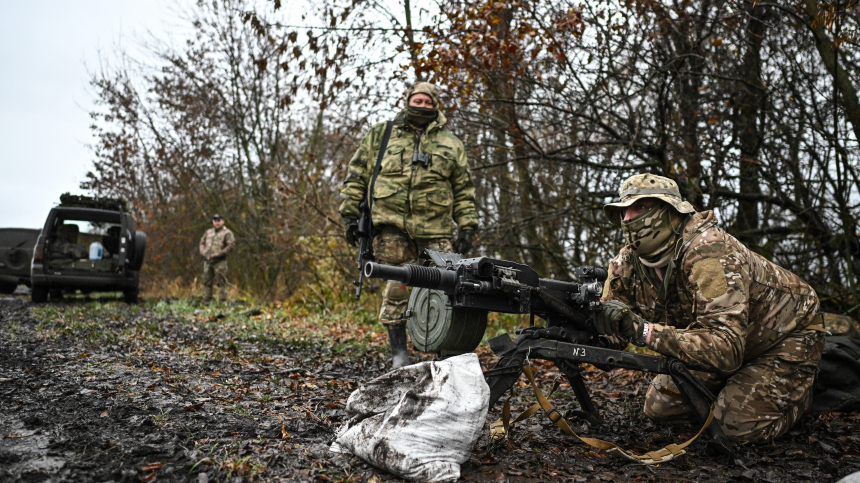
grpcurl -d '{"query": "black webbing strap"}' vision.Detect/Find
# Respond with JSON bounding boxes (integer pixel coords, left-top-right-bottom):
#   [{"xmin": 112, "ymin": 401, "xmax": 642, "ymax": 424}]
[{"xmin": 366, "ymin": 121, "xmax": 394, "ymax": 212}]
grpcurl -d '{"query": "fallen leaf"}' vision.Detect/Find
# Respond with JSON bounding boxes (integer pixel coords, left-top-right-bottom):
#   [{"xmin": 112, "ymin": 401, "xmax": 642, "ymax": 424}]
[
  {"xmin": 142, "ymin": 462, "xmax": 165, "ymax": 471},
  {"xmin": 100, "ymin": 409, "xmax": 110, "ymax": 417},
  {"xmin": 281, "ymin": 425, "xmax": 291, "ymax": 439}
]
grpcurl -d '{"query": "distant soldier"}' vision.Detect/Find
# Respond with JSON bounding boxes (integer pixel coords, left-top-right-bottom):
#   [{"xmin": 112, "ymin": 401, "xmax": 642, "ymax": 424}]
[
  {"xmin": 339, "ymin": 81, "xmax": 479, "ymax": 368},
  {"xmin": 593, "ymin": 174, "xmax": 826, "ymax": 444},
  {"xmin": 199, "ymin": 214, "xmax": 235, "ymax": 303}
]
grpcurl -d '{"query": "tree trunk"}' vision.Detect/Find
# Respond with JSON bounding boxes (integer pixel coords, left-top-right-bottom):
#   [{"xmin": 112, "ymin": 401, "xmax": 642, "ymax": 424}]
[{"xmin": 733, "ymin": 1, "xmax": 767, "ymax": 248}]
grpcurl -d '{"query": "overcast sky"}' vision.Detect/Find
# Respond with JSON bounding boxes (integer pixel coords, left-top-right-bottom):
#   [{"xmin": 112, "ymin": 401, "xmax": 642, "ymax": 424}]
[{"xmin": 0, "ymin": 1, "xmax": 187, "ymax": 228}]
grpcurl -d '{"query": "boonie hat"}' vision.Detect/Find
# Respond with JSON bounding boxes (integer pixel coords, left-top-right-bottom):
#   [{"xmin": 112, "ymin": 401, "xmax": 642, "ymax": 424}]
[
  {"xmin": 406, "ymin": 82, "xmax": 440, "ymax": 107},
  {"xmin": 603, "ymin": 174, "xmax": 696, "ymax": 226},
  {"xmin": 212, "ymin": 214, "xmax": 224, "ymax": 220}
]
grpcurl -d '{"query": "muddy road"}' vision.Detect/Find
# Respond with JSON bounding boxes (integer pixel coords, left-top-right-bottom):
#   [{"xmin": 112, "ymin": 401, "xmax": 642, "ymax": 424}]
[{"xmin": 1, "ymin": 295, "xmax": 859, "ymax": 482}]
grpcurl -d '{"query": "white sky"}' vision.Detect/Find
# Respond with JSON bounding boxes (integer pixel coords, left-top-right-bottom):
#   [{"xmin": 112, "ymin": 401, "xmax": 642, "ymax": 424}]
[{"xmin": 0, "ymin": 1, "xmax": 186, "ymax": 228}]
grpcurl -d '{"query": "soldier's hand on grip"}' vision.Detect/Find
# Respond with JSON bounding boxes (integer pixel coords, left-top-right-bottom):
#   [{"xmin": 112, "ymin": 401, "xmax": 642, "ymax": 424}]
[
  {"xmin": 453, "ymin": 229, "xmax": 474, "ymax": 254},
  {"xmin": 344, "ymin": 218, "xmax": 359, "ymax": 247},
  {"xmin": 593, "ymin": 300, "xmax": 641, "ymax": 339}
]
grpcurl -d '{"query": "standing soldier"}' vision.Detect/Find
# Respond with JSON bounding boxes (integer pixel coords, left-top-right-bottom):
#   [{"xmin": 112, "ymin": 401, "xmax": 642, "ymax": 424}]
[
  {"xmin": 199, "ymin": 214, "xmax": 235, "ymax": 304},
  {"xmin": 593, "ymin": 174, "xmax": 825, "ymax": 444},
  {"xmin": 339, "ymin": 81, "xmax": 479, "ymax": 368}
]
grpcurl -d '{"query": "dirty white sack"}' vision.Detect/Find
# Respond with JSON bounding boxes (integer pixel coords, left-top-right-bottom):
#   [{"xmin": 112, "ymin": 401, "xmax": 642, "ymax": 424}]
[{"xmin": 331, "ymin": 352, "xmax": 490, "ymax": 482}]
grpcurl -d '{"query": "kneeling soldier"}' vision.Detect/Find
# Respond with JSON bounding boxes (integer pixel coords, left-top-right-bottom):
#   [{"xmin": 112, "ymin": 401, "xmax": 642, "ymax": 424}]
[{"xmin": 594, "ymin": 174, "xmax": 825, "ymax": 444}]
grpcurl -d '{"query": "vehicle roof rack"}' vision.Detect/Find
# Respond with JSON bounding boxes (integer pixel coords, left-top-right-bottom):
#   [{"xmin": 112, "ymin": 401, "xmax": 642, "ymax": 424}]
[{"xmin": 58, "ymin": 193, "xmax": 128, "ymax": 212}]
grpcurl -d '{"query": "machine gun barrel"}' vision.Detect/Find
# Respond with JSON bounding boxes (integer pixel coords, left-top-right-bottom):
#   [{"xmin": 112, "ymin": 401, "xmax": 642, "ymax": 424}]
[{"xmin": 364, "ymin": 262, "xmax": 457, "ymax": 292}]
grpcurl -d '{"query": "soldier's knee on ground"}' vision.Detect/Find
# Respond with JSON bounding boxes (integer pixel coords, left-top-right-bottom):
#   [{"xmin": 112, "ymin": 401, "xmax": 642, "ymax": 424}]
[
  {"xmin": 643, "ymin": 377, "xmax": 696, "ymax": 423},
  {"xmin": 714, "ymin": 380, "xmax": 814, "ymax": 444},
  {"xmin": 714, "ymin": 404, "xmax": 783, "ymax": 444}
]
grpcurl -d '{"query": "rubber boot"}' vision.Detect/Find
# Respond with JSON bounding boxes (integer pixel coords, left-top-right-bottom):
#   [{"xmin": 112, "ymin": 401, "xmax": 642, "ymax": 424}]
[{"xmin": 387, "ymin": 322, "xmax": 410, "ymax": 369}]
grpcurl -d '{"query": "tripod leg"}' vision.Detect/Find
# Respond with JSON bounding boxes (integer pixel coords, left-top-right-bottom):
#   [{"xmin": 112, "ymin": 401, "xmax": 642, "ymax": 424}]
[{"xmin": 557, "ymin": 361, "xmax": 601, "ymax": 425}]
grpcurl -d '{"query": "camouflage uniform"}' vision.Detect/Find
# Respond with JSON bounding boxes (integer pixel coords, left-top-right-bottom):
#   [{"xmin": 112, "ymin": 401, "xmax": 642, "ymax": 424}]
[
  {"xmin": 375, "ymin": 226, "xmax": 454, "ymax": 322},
  {"xmin": 199, "ymin": 226, "xmax": 235, "ymax": 302},
  {"xmin": 339, "ymin": 99, "xmax": 478, "ymax": 325},
  {"xmin": 601, "ymin": 174, "xmax": 825, "ymax": 444}
]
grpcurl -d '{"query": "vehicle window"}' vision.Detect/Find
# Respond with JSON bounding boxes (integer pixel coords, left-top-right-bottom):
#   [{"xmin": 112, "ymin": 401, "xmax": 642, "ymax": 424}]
[{"xmin": 50, "ymin": 217, "xmax": 123, "ymax": 259}]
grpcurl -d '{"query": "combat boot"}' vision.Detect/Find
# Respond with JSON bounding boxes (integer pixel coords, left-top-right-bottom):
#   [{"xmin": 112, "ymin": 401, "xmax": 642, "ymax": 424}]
[{"xmin": 387, "ymin": 322, "xmax": 410, "ymax": 369}]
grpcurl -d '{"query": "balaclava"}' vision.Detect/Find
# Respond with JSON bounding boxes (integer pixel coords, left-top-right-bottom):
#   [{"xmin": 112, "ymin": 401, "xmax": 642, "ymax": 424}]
[
  {"xmin": 404, "ymin": 82, "xmax": 440, "ymax": 128},
  {"xmin": 621, "ymin": 203, "xmax": 683, "ymax": 266}
]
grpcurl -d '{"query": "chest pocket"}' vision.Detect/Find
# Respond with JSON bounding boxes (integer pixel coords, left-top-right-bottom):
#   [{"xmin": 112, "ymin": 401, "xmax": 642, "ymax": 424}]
[
  {"xmin": 427, "ymin": 148, "xmax": 456, "ymax": 179},
  {"xmin": 379, "ymin": 144, "xmax": 406, "ymax": 174},
  {"xmin": 427, "ymin": 189, "xmax": 453, "ymax": 207}
]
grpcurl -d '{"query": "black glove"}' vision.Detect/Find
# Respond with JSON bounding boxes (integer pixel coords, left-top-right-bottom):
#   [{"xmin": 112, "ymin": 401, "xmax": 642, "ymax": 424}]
[
  {"xmin": 593, "ymin": 300, "xmax": 642, "ymax": 339},
  {"xmin": 453, "ymin": 229, "xmax": 475, "ymax": 254},
  {"xmin": 344, "ymin": 218, "xmax": 359, "ymax": 247}
]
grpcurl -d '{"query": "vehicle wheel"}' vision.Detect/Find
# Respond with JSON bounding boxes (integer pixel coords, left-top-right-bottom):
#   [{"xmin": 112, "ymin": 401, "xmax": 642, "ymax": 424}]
[
  {"xmin": 124, "ymin": 288, "xmax": 139, "ymax": 304},
  {"xmin": 128, "ymin": 232, "xmax": 147, "ymax": 270},
  {"xmin": 31, "ymin": 285, "xmax": 48, "ymax": 303},
  {"xmin": 0, "ymin": 282, "xmax": 17, "ymax": 294},
  {"xmin": 49, "ymin": 288, "xmax": 63, "ymax": 301},
  {"xmin": 4, "ymin": 249, "xmax": 28, "ymax": 271}
]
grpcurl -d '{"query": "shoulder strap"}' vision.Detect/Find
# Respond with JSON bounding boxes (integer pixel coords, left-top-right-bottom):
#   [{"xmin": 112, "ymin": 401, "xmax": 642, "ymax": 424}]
[{"xmin": 366, "ymin": 121, "xmax": 394, "ymax": 211}]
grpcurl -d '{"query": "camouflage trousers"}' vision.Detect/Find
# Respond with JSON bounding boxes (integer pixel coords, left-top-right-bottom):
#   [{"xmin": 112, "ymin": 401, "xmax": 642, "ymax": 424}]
[
  {"xmin": 374, "ymin": 226, "xmax": 453, "ymax": 326},
  {"xmin": 203, "ymin": 259, "xmax": 228, "ymax": 302},
  {"xmin": 644, "ymin": 327, "xmax": 825, "ymax": 444}
]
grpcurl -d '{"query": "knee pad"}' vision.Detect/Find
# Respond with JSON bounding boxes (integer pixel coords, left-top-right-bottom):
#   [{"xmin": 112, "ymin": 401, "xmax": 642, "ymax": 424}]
[{"xmin": 383, "ymin": 280, "xmax": 410, "ymax": 302}]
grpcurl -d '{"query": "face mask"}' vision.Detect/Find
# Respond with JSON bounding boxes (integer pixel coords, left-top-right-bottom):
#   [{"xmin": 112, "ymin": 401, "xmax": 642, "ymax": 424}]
[
  {"xmin": 405, "ymin": 105, "xmax": 438, "ymax": 127},
  {"xmin": 621, "ymin": 204, "xmax": 682, "ymax": 260}
]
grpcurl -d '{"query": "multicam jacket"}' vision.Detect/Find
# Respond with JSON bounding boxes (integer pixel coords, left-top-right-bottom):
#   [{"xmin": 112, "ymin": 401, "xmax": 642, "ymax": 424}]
[
  {"xmin": 199, "ymin": 227, "xmax": 235, "ymax": 262},
  {"xmin": 338, "ymin": 110, "xmax": 478, "ymax": 239},
  {"xmin": 602, "ymin": 211, "xmax": 820, "ymax": 375}
]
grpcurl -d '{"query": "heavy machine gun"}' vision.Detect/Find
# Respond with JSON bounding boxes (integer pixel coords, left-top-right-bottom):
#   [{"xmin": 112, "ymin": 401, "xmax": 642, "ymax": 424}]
[{"xmin": 363, "ymin": 250, "xmax": 734, "ymax": 458}]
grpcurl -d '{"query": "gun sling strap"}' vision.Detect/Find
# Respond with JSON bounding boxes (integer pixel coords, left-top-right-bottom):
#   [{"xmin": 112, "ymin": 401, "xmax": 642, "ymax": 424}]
[
  {"xmin": 365, "ymin": 121, "xmax": 394, "ymax": 213},
  {"xmin": 492, "ymin": 365, "xmax": 715, "ymax": 465}
]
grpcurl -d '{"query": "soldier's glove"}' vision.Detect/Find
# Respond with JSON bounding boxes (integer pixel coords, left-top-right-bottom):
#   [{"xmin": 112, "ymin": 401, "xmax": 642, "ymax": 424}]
[
  {"xmin": 593, "ymin": 300, "xmax": 642, "ymax": 340},
  {"xmin": 453, "ymin": 229, "xmax": 475, "ymax": 254},
  {"xmin": 344, "ymin": 218, "xmax": 359, "ymax": 247}
]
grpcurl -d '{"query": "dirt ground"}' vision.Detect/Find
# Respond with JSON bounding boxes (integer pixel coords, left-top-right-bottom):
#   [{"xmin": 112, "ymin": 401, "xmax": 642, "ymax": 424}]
[{"xmin": 2, "ymin": 294, "xmax": 860, "ymax": 482}]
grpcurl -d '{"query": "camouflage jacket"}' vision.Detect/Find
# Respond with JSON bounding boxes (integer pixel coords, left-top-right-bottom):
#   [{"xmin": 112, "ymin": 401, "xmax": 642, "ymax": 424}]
[
  {"xmin": 338, "ymin": 110, "xmax": 478, "ymax": 239},
  {"xmin": 602, "ymin": 211, "xmax": 819, "ymax": 375},
  {"xmin": 199, "ymin": 227, "xmax": 235, "ymax": 261}
]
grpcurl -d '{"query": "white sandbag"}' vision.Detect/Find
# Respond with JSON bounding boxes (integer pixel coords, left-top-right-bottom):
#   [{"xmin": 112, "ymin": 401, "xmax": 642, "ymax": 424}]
[{"xmin": 331, "ymin": 352, "xmax": 489, "ymax": 482}]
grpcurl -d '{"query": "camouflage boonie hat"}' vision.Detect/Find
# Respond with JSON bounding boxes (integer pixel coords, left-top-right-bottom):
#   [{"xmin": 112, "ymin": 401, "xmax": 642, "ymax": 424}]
[
  {"xmin": 406, "ymin": 81, "xmax": 440, "ymax": 107},
  {"xmin": 603, "ymin": 174, "xmax": 696, "ymax": 226}
]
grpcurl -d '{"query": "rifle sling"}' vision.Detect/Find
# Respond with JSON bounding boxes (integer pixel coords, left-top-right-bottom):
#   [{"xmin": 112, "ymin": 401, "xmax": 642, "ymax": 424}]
[
  {"xmin": 366, "ymin": 121, "xmax": 394, "ymax": 215},
  {"xmin": 492, "ymin": 365, "xmax": 714, "ymax": 465}
]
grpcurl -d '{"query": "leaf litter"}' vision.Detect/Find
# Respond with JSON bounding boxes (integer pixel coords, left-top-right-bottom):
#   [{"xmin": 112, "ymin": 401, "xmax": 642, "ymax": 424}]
[{"xmin": 0, "ymin": 295, "xmax": 859, "ymax": 482}]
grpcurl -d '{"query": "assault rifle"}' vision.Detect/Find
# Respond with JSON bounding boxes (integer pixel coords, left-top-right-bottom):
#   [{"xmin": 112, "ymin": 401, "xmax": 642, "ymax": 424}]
[
  {"xmin": 352, "ymin": 200, "xmax": 374, "ymax": 300},
  {"xmin": 363, "ymin": 250, "xmax": 734, "ymax": 458}
]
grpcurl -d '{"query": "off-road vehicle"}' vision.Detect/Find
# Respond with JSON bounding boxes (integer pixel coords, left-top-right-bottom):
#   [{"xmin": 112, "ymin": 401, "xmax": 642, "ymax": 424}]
[
  {"xmin": 31, "ymin": 194, "xmax": 147, "ymax": 303},
  {"xmin": 0, "ymin": 228, "xmax": 40, "ymax": 293}
]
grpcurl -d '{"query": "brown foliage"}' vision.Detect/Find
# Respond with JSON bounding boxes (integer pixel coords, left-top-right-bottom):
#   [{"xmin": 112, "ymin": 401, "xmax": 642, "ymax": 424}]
[{"xmin": 86, "ymin": 0, "xmax": 860, "ymax": 313}]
